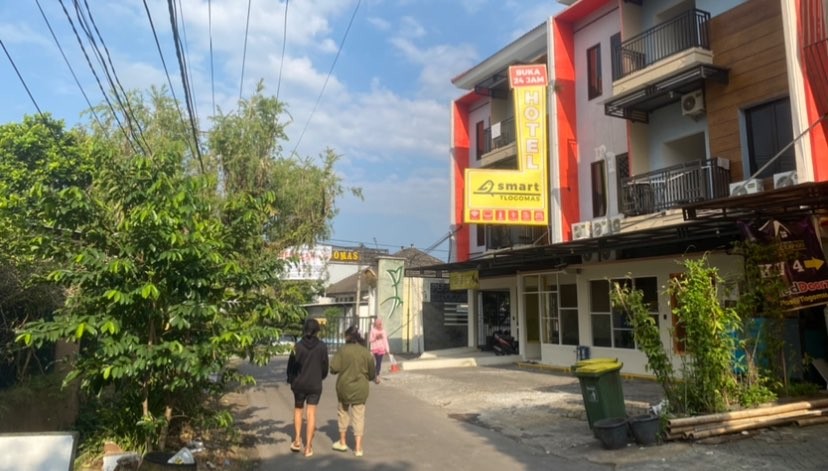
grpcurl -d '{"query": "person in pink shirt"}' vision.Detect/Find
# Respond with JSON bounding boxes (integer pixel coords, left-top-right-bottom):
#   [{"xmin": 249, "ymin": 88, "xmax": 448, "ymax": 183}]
[{"xmin": 368, "ymin": 318, "xmax": 390, "ymax": 384}]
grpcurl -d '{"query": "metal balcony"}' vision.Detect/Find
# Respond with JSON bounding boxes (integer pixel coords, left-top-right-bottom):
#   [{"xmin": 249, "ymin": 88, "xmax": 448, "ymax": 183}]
[
  {"xmin": 481, "ymin": 117, "xmax": 516, "ymax": 155},
  {"xmin": 612, "ymin": 9, "xmax": 711, "ymax": 81},
  {"xmin": 620, "ymin": 158, "xmax": 731, "ymax": 216}
]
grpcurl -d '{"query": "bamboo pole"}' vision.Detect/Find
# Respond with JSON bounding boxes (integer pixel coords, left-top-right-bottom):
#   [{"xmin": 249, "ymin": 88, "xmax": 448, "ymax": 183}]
[
  {"xmin": 688, "ymin": 408, "xmax": 828, "ymax": 434},
  {"xmin": 686, "ymin": 408, "xmax": 828, "ymax": 440},
  {"xmin": 796, "ymin": 416, "xmax": 828, "ymax": 427},
  {"xmin": 667, "ymin": 398, "xmax": 828, "ymax": 429}
]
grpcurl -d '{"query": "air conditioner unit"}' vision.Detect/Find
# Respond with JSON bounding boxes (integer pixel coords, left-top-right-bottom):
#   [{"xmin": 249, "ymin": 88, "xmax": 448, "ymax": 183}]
[
  {"xmin": 681, "ymin": 90, "xmax": 705, "ymax": 117},
  {"xmin": 729, "ymin": 179, "xmax": 764, "ymax": 196},
  {"xmin": 591, "ymin": 216, "xmax": 624, "ymax": 238},
  {"xmin": 773, "ymin": 171, "xmax": 798, "ymax": 189},
  {"xmin": 583, "ymin": 249, "xmax": 616, "ymax": 263},
  {"xmin": 572, "ymin": 221, "xmax": 592, "ymax": 240}
]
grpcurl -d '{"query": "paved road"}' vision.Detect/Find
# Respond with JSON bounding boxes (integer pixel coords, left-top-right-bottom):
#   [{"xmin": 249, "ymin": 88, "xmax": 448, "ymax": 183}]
[
  {"xmin": 229, "ymin": 357, "xmax": 606, "ymax": 470},
  {"xmin": 230, "ymin": 358, "xmax": 828, "ymax": 470}
]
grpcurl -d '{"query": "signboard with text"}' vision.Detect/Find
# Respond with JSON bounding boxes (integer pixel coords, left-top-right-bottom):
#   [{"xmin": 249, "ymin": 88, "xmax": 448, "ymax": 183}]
[
  {"xmin": 739, "ymin": 217, "xmax": 828, "ymax": 311},
  {"xmin": 464, "ymin": 64, "xmax": 549, "ymax": 226}
]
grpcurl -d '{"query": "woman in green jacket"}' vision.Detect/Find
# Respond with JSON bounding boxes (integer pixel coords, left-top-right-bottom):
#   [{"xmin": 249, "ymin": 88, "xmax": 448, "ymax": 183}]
[{"xmin": 329, "ymin": 325, "xmax": 376, "ymax": 457}]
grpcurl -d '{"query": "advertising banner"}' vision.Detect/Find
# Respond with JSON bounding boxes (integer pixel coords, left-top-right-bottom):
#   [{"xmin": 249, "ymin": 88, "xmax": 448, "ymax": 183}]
[
  {"xmin": 279, "ymin": 245, "xmax": 331, "ymax": 281},
  {"xmin": 464, "ymin": 64, "xmax": 549, "ymax": 226},
  {"xmin": 739, "ymin": 217, "xmax": 828, "ymax": 311}
]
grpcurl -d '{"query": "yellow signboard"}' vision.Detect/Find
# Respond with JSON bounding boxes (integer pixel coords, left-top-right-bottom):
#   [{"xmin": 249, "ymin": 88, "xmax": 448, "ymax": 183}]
[
  {"xmin": 450, "ymin": 270, "xmax": 479, "ymax": 290},
  {"xmin": 464, "ymin": 64, "xmax": 549, "ymax": 226}
]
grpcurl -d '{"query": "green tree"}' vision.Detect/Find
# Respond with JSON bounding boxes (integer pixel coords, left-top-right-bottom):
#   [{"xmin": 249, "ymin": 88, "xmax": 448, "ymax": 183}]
[{"xmin": 8, "ymin": 84, "xmax": 351, "ymax": 451}]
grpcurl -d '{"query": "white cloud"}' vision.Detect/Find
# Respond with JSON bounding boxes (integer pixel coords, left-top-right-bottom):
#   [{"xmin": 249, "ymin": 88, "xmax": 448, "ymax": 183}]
[
  {"xmin": 366, "ymin": 16, "xmax": 391, "ymax": 31},
  {"xmin": 0, "ymin": 22, "xmax": 51, "ymax": 48},
  {"xmin": 398, "ymin": 16, "xmax": 426, "ymax": 38},
  {"xmin": 390, "ymin": 37, "xmax": 478, "ymax": 101}
]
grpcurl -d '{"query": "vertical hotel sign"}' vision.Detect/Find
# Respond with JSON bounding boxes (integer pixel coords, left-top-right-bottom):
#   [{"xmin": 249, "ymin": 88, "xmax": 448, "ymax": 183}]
[{"xmin": 464, "ymin": 64, "xmax": 549, "ymax": 226}]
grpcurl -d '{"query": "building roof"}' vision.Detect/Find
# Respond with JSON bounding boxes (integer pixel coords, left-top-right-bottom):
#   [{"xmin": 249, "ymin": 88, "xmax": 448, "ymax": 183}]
[
  {"xmin": 407, "ymin": 182, "xmax": 828, "ymax": 278},
  {"xmin": 324, "ymin": 247, "xmax": 443, "ymax": 295},
  {"xmin": 451, "ymin": 21, "xmax": 548, "ymax": 90}
]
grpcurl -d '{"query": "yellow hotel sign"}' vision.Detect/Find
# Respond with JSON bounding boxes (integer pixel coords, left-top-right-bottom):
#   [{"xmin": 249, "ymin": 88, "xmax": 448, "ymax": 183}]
[{"xmin": 464, "ymin": 64, "xmax": 549, "ymax": 226}]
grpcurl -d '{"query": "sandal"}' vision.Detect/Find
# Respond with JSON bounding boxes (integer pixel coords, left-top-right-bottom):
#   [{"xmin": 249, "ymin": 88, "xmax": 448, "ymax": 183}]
[
  {"xmin": 290, "ymin": 441, "xmax": 303, "ymax": 452},
  {"xmin": 304, "ymin": 448, "xmax": 314, "ymax": 457},
  {"xmin": 332, "ymin": 441, "xmax": 348, "ymax": 452},
  {"xmin": 355, "ymin": 449, "xmax": 364, "ymax": 457}
]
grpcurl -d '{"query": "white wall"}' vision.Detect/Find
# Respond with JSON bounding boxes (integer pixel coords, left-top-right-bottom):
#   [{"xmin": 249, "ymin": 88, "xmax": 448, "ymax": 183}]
[
  {"xmin": 646, "ymin": 102, "xmax": 708, "ymax": 169},
  {"xmin": 573, "ymin": 5, "xmax": 628, "ymax": 221},
  {"xmin": 559, "ymin": 251, "xmax": 743, "ymax": 376}
]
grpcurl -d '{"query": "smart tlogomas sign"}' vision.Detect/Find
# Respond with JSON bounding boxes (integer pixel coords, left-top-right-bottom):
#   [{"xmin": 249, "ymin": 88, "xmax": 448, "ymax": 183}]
[{"xmin": 464, "ymin": 64, "xmax": 549, "ymax": 226}]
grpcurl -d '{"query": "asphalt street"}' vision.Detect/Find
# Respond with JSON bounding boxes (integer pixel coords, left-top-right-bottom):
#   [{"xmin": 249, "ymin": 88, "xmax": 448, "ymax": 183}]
[
  {"xmin": 228, "ymin": 357, "xmax": 607, "ymax": 471},
  {"xmin": 228, "ymin": 357, "xmax": 828, "ymax": 470}
]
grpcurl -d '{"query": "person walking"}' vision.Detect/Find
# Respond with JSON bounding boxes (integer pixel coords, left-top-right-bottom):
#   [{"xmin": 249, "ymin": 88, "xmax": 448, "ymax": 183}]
[
  {"xmin": 369, "ymin": 317, "xmax": 391, "ymax": 384},
  {"xmin": 330, "ymin": 325, "xmax": 376, "ymax": 457},
  {"xmin": 286, "ymin": 318, "xmax": 328, "ymax": 457}
]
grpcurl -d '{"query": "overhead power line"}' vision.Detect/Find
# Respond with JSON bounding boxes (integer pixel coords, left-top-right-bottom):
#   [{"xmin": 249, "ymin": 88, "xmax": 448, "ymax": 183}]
[
  {"xmin": 167, "ymin": 0, "xmax": 205, "ymax": 173},
  {"xmin": 141, "ymin": 0, "xmax": 196, "ymax": 160},
  {"xmin": 57, "ymin": 0, "xmax": 140, "ymax": 154},
  {"xmin": 239, "ymin": 0, "xmax": 253, "ymax": 102},
  {"xmin": 290, "ymin": 0, "xmax": 362, "ymax": 157},
  {"xmin": 275, "ymin": 0, "xmax": 289, "ymax": 102},
  {"xmin": 175, "ymin": 0, "xmax": 198, "ymax": 125},
  {"xmin": 34, "ymin": 0, "xmax": 103, "ymax": 129},
  {"xmin": 75, "ymin": 0, "xmax": 151, "ymax": 154},
  {"xmin": 0, "ymin": 38, "xmax": 43, "ymax": 116},
  {"xmin": 208, "ymin": 0, "xmax": 215, "ymax": 115}
]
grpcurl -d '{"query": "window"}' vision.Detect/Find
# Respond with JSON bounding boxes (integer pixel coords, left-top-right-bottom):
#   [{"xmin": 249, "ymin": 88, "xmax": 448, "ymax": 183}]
[
  {"xmin": 745, "ymin": 97, "xmax": 795, "ymax": 179},
  {"xmin": 591, "ymin": 160, "xmax": 607, "ymax": 217},
  {"xmin": 587, "ymin": 44, "xmax": 602, "ymax": 100},
  {"xmin": 476, "ymin": 224, "xmax": 485, "ymax": 247},
  {"xmin": 590, "ymin": 277, "xmax": 659, "ymax": 349},
  {"xmin": 476, "ymin": 120, "xmax": 486, "ymax": 160},
  {"xmin": 525, "ymin": 275, "xmax": 579, "ymax": 346}
]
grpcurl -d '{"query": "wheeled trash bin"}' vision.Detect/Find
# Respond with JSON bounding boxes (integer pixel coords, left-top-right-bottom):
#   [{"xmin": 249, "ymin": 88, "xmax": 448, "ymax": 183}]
[{"xmin": 573, "ymin": 358, "xmax": 626, "ymax": 429}]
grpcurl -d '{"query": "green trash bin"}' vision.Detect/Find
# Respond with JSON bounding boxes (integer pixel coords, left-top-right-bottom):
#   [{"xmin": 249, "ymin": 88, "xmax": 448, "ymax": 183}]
[{"xmin": 573, "ymin": 358, "xmax": 626, "ymax": 429}]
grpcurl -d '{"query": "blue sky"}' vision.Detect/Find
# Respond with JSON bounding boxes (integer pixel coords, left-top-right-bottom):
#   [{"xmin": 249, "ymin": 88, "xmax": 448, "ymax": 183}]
[{"xmin": 0, "ymin": 0, "xmax": 563, "ymax": 261}]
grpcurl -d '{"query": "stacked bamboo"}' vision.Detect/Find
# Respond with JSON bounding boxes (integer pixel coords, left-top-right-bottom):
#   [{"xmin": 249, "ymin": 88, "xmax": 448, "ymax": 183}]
[{"xmin": 665, "ymin": 398, "xmax": 828, "ymax": 440}]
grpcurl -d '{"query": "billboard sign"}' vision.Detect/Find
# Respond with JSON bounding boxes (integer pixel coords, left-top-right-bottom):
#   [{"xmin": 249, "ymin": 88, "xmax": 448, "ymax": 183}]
[
  {"xmin": 279, "ymin": 245, "xmax": 332, "ymax": 281},
  {"xmin": 464, "ymin": 64, "xmax": 549, "ymax": 226}
]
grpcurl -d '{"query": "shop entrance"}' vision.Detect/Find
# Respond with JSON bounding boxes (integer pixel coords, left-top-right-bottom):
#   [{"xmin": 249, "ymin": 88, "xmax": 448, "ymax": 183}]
[{"xmin": 478, "ymin": 290, "xmax": 513, "ymax": 351}]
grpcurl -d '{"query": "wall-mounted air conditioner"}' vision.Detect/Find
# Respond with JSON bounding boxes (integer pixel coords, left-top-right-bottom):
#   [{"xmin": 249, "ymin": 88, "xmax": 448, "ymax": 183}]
[
  {"xmin": 572, "ymin": 221, "xmax": 592, "ymax": 240},
  {"xmin": 681, "ymin": 90, "xmax": 705, "ymax": 117},
  {"xmin": 591, "ymin": 216, "xmax": 624, "ymax": 238},
  {"xmin": 729, "ymin": 179, "xmax": 764, "ymax": 196},
  {"xmin": 773, "ymin": 171, "xmax": 798, "ymax": 189}
]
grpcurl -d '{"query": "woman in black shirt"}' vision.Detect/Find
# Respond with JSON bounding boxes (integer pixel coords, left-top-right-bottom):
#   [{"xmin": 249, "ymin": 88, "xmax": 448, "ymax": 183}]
[{"xmin": 286, "ymin": 317, "xmax": 328, "ymax": 457}]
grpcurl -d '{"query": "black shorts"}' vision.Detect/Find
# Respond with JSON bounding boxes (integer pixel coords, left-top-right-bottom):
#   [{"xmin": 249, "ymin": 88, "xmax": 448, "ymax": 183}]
[{"xmin": 293, "ymin": 390, "xmax": 321, "ymax": 408}]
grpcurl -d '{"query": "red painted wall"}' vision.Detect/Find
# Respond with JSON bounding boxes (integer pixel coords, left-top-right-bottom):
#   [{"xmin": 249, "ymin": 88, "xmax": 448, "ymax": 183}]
[
  {"xmin": 798, "ymin": 0, "xmax": 828, "ymax": 181},
  {"xmin": 552, "ymin": 18, "xmax": 580, "ymax": 241},
  {"xmin": 451, "ymin": 93, "xmax": 475, "ymax": 261}
]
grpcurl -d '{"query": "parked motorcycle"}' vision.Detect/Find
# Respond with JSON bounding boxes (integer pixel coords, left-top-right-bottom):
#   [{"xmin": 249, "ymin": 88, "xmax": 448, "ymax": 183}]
[{"xmin": 491, "ymin": 330, "xmax": 518, "ymax": 355}]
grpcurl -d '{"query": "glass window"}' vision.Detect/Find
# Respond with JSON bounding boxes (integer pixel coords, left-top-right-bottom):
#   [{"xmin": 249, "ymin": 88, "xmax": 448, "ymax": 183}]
[
  {"xmin": 591, "ymin": 277, "xmax": 659, "ymax": 349},
  {"xmin": 745, "ymin": 97, "xmax": 794, "ymax": 178},
  {"xmin": 590, "ymin": 280, "xmax": 610, "ymax": 312},
  {"xmin": 587, "ymin": 44, "xmax": 602, "ymax": 100},
  {"xmin": 591, "ymin": 160, "xmax": 607, "ymax": 218},
  {"xmin": 592, "ymin": 314, "xmax": 612, "ymax": 347},
  {"xmin": 533, "ymin": 276, "xmax": 578, "ymax": 346},
  {"xmin": 476, "ymin": 120, "xmax": 486, "ymax": 160}
]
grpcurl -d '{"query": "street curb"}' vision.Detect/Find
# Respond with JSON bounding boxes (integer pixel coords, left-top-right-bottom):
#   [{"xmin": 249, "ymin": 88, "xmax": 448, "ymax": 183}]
[{"xmin": 516, "ymin": 361, "xmax": 658, "ymax": 382}]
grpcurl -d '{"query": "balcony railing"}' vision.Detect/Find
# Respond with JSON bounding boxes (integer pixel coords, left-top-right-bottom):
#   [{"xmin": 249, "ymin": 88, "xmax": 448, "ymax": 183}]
[
  {"xmin": 620, "ymin": 158, "xmax": 730, "ymax": 216},
  {"xmin": 482, "ymin": 117, "xmax": 516, "ymax": 155},
  {"xmin": 486, "ymin": 224, "xmax": 547, "ymax": 251},
  {"xmin": 612, "ymin": 9, "xmax": 711, "ymax": 81}
]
